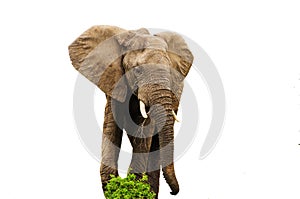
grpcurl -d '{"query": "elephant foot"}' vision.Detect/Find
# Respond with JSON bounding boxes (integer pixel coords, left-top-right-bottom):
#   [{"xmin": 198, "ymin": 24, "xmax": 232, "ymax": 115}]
[
  {"xmin": 100, "ymin": 164, "xmax": 119, "ymax": 191},
  {"xmin": 127, "ymin": 171, "xmax": 159, "ymax": 199}
]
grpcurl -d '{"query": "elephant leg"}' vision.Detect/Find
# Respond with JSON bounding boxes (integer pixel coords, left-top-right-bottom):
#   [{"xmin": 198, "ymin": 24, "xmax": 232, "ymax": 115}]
[
  {"xmin": 147, "ymin": 134, "xmax": 160, "ymax": 198},
  {"xmin": 100, "ymin": 97, "xmax": 123, "ymax": 191},
  {"xmin": 127, "ymin": 135, "xmax": 152, "ymax": 178},
  {"xmin": 125, "ymin": 114, "xmax": 155, "ymax": 178}
]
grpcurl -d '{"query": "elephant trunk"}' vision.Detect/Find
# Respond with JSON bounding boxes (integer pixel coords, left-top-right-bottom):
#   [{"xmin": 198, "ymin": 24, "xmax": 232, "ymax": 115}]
[{"xmin": 148, "ymin": 87, "xmax": 179, "ymax": 195}]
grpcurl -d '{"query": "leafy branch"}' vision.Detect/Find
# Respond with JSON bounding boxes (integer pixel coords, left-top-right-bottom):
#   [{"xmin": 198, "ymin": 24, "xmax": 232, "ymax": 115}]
[{"xmin": 104, "ymin": 173, "xmax": 156, "ymax": 199}]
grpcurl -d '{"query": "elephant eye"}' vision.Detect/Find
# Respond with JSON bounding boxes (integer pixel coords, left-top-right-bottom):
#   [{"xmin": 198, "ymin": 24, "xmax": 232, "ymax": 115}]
[{"xmin": 133, "ymin": 67, "xmax": 143, "ymax": 75}]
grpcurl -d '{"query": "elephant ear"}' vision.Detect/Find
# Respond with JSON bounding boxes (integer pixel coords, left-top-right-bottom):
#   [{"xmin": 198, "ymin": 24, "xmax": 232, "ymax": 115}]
[
  {"xmin": 155, "ymin": 32, "xmax": 193, "ymax": 77},
  {"xmin": 155, "ymin": 32, "xmax": 194, "ymax": 109},
  {"xmin": 68, "ymin": 25, "xmax": 128, "ymax": 102}
]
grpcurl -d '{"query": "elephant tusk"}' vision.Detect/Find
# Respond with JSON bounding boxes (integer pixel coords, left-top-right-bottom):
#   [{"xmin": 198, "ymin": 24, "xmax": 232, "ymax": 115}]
[
  {"xmin": 139, "ymin": 101, "xmax": 148, "ymax": 119},
  {"xmin": 172, "ymin": 110, "xmax": 180, "ymax": 122}
]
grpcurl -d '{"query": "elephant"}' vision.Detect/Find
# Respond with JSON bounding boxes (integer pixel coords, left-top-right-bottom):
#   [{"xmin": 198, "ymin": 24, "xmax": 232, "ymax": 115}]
[{"xmin": 68, "ymin": 25, "xmax": 193, "ymax": 198}]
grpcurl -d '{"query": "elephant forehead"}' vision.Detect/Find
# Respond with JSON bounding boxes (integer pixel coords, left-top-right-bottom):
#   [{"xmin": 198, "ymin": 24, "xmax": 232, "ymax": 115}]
[
  {"xmin": 142, "ymin": 35, "xmax": 168, "ymax": 50},
  {"xmin": 123, "ymin": 49, "xmax": 171, "ymax": 67},
  {"xmin": 121, "ymin": 33, "xmax": 168, "ymax": 51}
]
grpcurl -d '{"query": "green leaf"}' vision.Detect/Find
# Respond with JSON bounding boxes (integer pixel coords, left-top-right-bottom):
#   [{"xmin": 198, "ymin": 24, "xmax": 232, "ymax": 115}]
[{"xmin": 104, "ymin": 173, "xmax": 156, "ymax": 199}]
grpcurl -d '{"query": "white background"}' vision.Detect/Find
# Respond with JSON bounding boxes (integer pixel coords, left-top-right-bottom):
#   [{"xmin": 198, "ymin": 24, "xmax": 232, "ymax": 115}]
[{"xmin": 0, "ymin": 0, "xmax": 300, "ymax": 198}]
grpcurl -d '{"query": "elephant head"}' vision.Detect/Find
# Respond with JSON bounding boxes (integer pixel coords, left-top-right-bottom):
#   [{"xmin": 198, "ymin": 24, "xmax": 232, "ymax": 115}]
[{"xmin": 68, "ymin": 25, "xmax": 193, "ymax": 195}]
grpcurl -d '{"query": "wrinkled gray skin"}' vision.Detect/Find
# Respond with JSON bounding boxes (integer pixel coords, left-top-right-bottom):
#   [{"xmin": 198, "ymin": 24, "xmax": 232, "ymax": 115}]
[{"xmin": 68, "ymin": 25, "xmax": 193, "ymax": 198}]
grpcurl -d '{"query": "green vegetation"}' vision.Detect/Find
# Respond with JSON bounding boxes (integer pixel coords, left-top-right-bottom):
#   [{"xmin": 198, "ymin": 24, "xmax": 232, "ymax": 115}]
[{"xmin": 104, "ymin": 173, "xmax": 156, "ymax": 199}]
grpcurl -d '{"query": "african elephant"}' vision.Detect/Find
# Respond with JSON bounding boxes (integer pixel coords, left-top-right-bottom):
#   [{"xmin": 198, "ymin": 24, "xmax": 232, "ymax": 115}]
[{"xmin": 68, "ymin": 25, "xmax": 193, "ymax": 198}]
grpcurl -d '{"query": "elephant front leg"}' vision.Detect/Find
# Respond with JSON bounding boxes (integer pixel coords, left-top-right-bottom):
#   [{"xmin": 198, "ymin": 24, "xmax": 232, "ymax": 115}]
[
  {"xmin": 100, "ymin": 99, "xmax": 123, "ymax": 191},
  {"xmin": 126, "ymin": 118, "xmax": 155, "ymax": 178},
  {"xmin": 127, "ymin": 135, "xmax": 152, "ymax": 177},
  {"xmin": 128, "ymin": 133, "xmax": 160, "ymax": 199}
]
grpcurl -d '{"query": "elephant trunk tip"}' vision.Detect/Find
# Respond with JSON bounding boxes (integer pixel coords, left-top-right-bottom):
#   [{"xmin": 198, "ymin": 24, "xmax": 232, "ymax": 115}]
[
  {"xmin": 162, "ymin": 168, "xmax": 179, "ymax": 195},
  {"xmin": 169, "ymin": 182, "xmax": 179, "ymax": 195},
  {"xmin": 170, "ymin": 187, "xmax": 179, "ymax": 195}
]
